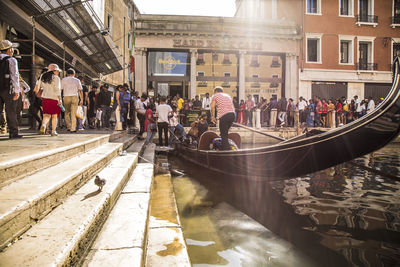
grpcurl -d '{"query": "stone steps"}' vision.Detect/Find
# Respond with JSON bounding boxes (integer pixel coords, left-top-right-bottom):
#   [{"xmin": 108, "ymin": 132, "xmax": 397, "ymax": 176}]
[
  {"xmin": 0, "ymin": 135, "xmax": 110, "ymax": 188},
  {"xmin": 0, "ymin": 142, "xmax": 122, "ymax": 250},
  {"xmin": 82, "ymin": 144, "xmax": 155, "ymax": 267},
  {"xmin": 0, "ymin": 140, "xmax": 146, "ymax": 266}
]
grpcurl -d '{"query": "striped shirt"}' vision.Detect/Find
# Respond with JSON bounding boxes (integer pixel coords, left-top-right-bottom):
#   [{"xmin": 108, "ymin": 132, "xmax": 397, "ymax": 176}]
[{"xmin": 212, "ymin": 92, "xmax": 235, "ymax": 119}]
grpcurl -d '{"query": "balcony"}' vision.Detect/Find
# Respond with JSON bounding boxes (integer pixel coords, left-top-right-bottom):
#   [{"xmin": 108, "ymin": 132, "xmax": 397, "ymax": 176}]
[
  {"xmin": 357, "ymin": 62, "xmax": 378, "ymax": 71},
  {"xmin": 251, "ymin": 82, "xmax": 260, "ymax": 88},
  {"xmin": 221, "ymin": 82, "xmax": 230, "ymax": 88},
  {"xmin": 356, "ymin": 15, "xmax": 378, "ymax": 27},
  {"xmin": 222, "ymin": 60, "xmax": 232, "ymax": 65},
  {"xmin": 391, "ymin": 15, "xmax": 400, "ymax": 27},
  {"xmin": 197, "ymin": 81, "xmax": 207, "ymax": 87}
]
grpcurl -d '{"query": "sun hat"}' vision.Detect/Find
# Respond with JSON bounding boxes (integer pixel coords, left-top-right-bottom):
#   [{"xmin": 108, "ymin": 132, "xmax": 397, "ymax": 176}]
[
  {"xmin": 0, "ymin": 40, "xmax": 17, "ymax": 51},
  {"xmin": 48, "ymin": 63, "xmax": 62, "ymax": 72}
]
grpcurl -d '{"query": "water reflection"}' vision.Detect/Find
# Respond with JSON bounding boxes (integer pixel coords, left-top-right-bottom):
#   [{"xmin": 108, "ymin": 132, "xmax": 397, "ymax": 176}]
[{"xmin": 171, "ymin": 142, "xmax": 400, "ymax": 266}]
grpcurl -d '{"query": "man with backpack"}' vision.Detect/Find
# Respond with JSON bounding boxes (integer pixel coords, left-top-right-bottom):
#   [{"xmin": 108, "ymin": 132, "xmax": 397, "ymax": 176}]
[{"xmin": 0, "ymin": 40, "xmax": 22, "ymax": 139}]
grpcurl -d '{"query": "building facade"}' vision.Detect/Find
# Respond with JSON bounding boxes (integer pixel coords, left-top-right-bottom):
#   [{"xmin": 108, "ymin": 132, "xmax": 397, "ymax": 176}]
[
  {"xmin": 300, "ymin": 0, "xmax": 400, "ymax": 101},
  {"xmin": 134, "ymin": 14, "xmax": 301, "ymax": 102}
]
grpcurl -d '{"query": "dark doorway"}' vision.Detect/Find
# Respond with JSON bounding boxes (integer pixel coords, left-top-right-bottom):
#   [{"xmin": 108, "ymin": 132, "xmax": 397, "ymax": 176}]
[
  {"xmin": 364, "ymin": 83, "xmax": 392, "ymax": 101},
  {"xmin": 312, "ymin": 82, "xmax": 347, "ymax": 101},
  {"xmin": 170, "ymin": 82, "xmax": 183, "ymax": 97}
]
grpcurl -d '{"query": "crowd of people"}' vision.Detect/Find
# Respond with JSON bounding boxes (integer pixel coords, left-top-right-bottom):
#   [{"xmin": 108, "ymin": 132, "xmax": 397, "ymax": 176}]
[
  {"xmin": 0, "ymin": 38, "xmax": 383, "ymax": 142},
  {"xmin": 233, "ymin": 94, "xmax": 381, "ymax": 128}
]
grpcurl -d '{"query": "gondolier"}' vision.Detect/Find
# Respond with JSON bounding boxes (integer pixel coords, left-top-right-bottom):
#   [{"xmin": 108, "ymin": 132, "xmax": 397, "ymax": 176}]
[{"xmin": 211, "ymin": 86, "xmax": 235, "ymax": 150}]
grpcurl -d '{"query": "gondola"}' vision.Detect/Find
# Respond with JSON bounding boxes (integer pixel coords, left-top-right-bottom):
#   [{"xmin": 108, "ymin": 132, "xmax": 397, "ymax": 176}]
[{"xmin": 176, "ymin": 57, "xmax": 400, "ymax": 179}]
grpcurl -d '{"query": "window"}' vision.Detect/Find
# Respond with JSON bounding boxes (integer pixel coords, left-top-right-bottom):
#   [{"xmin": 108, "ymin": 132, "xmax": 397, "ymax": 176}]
[
  {"xmin": 357, "ymin": 0, "xmax": 377, "ymax": 24},
  {"xmin": 393, "ymin": 42, "xmax": 400, "ymax": 59},
  {"xmin": 271, "ymin": 56, "xmax": 281, "ymax": 67},
  {"xmin": 393, "ymin": 0, "xmax": 400, "ymax": 24},
  {"xmin": 340, "ymin": 0, "xmax": 353, "ymax": 16},
  {"xmin": 270, "ymin": 75, "xmax": 279, "ymax": 88},
  {"xmin": 307, "ymin": 0, "xmax": 321, "ymax": 14},
  {"xmin": 339, "ymin": 37, "xmax": 354, "ymax": 64},
  {"xmin": 109, "ymin": 0, "xmax": 113, "ymax": 10},
  {"xmin": 250, "ymin": 55, "xmax": 259, "ymax": 67},
  {"xmin": 357, "ymin": 38, "xmax": 376, "ymax": 70},
  {"xmin": 196, "ymin": 53, "xmax": 205, "ymax": 65},
  {"xmin": 224, "ymin": 72, "xmax": 231, "ymax": 77},
  {"xmin": 306, "ymin": 35, "xmax": 322, "ymax": 63},
  {"xmin": 197, "ymin": 71, "xmax": 205, "ymax": 77},
  {"xmin": 252, "ymin": 74, "xmax": 259, "ymax": 78},
  {"xmin": 106, "ymin": 13, "xmax": 113, "ymax": 36},
  {"xmin": 222, "ymin": 54, "xmax": 231, "ymax": 64}
]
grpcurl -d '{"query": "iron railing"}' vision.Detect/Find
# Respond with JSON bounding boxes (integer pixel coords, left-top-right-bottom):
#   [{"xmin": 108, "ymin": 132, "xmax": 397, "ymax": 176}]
[
  {"xmin": 392, "ymin": 15, "xmax": 400, "ymax": 24},
  {"xmin": 357, "ymin": 62, "xmax": 378, "ymax": 71},
  {"xmin": 357, "ymin": 14, "xmax": 378, "ymax": 23}
]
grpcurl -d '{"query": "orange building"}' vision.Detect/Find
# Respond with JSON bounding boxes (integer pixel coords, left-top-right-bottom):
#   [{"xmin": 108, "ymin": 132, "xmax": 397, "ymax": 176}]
[{"xmin": 300, "ymin": 0, "xmax": 400, "ymax": 101}]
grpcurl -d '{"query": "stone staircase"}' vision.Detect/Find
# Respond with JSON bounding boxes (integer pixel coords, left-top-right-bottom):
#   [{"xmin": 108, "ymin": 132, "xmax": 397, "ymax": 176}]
[{"xmin": 0, "ymin": 132, "xmax": 155, "ymax": 266}]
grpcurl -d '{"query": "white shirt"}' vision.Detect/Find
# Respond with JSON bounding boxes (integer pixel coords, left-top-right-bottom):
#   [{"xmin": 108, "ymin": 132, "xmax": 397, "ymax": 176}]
[
  {"xmin": 156, "ymin": 103, "xmax": 172, "ymax": 123},
  {"xmin": 367, "ymin": 99, "xmax": 375, "ymax": 111},
  {"xmin": 37, "ymin": 75, "xmax": 61, "ymax": 100},
  {"xmin": 135, "ymin": 99, "xmax": 146, "ymax": 114},
  {"xmin": 169, "ymin": 111, "xmax": 179, "ymax": 127},
  {"xmin": 0, "ymin": 53, "xmax": 20, "ymax": 94},
  {"xmin": 202, "ymin": 97, "xmax": 211, "ymax": 110},
  {"xmin": 61, "ymin": 76, "xmax": 82, "ymax": 96},
  {"xmin": 298, "ymin": 99, "xmax": 307, "ymax": 110}
]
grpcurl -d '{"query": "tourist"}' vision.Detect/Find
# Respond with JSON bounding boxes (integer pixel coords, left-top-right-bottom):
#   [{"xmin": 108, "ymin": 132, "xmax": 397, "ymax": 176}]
[
  {"xmin": 211, "ymin": 86, "xmax": 235, "ymax": 151},
  {"xmin": 245, "ymin": 94, "xmax": 254, "ymax": 127},
  {"xmin": 192, "ymin": 95, "xmax": 202, "ymax": 111},
  {"xmin": 360, "ymin": 100, "xmax": 367, "ymax": 117},
  {"xmin": 298, "ymin": 96, "xmax": 307, "ymax": 124},
  {"xmin": 168, "ymin": 106, "xmax": 186, "ymax": 146},
  {"xmin": 233, "ymin": 96, "xmax": 239, "ymax": 120},
  {"xmin": 326, "ymin": 99, "xmax": 335, "ymax": 128},
  {"xmin": 315, "ymin": 96, "xmax": 323, "ymax": 127},
  {"xmin": 268, "ymin": 97, "xmax": 278, "ymax": 127},
  {"xmin": 61, "ymin": 68, "xmax": 83, "ymax": 132},
  {"xmin": 113, "ymin": 85, "xmax": 123, "ymax": 131},
  {"xmin": 287, "ymin": 98, "xmax": 295, "ymax": 127},
  {"xmin": 135, "ymin": 93, "xmax": 147, "ymax": 138},
  {"xmin": 96, "ymin": 84, "xmax": 112, "ymax": 130},
  {"xmin": 306, "ymin": 99, "xmax": 315, "ymax": 127},
  {"xmin": 235, "ymin": 99, "xmax": 245, "ymax": 125},
  {"xmin": 37, "ymin": 63, "xmax": 62, "ymax": 136},
  {"xmin": 87, "ymin": 84, "xmax": 97, "ymax": 128},
  {"xmin": 177, "ymin": 93, "xmax": 184, "ymax": 111},
  {"xmin": 202, "ymin": 92, "xmax": 212, "ymax": 124},
  {"xmin": 321, "ymin": 98, "xmax": 327, "ymax": 127},
  {"xmin": 336, "ymin": 98, "xmax": 343, "ymax": 126},
  {"xmin": 197, "ymin": 113, "xmax": 209, "ymax": 138},
  {"xmin": 120, "ymin": 84, "xmax": 131, "ymax": 130},
  {"xmin": 144, "ymin": 102, "xmax": 156, "ymax": 145},
  {"xmin": 156, "ymin": 96, "xmax": 172, "ymax": 146},
  {"xmin": 29, "ymin": 67, "xmax": 47, "ymax": 130},
  {"xmin": 0, "ymin": 39, "xmax": 22, "ymax": 138},
  {"xmin": 277, "ymin": 96, "xmax": 287, "ymax": 127},
  {"xmin": 367, "ymin": 96, "xmax": 375, "ymax": 113}
]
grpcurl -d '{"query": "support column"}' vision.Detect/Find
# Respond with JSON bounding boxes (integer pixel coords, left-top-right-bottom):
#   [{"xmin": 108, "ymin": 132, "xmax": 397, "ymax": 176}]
[
  {"xmin": 285, "ymin": 53, "xmax": 298, "ymax": 100},
  {"xmin": 134, "ymin": 48, "xmax": 147, "ymax": 94},
  {"xmin": 190, "ymin": 49, "xmax": 197, "ymax": 99},
  {"xmin": 239, "ymin": 51, "xmax": 246, "ymax": 101}
]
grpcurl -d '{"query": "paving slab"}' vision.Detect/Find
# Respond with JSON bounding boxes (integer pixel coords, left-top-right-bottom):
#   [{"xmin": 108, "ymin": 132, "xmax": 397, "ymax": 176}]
[
  {"xmin": 84, "ymin": 247, "xmax": 143, "ymax": 267},
  {"xmin": 0, "ymin": 153, "xmax": 138, "ymax": 267}
]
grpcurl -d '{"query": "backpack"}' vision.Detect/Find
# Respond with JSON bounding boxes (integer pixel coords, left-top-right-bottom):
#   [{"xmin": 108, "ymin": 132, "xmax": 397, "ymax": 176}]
[{"xmin": 0, "ymin": 56, "xmax": 11, "ymax": 91}]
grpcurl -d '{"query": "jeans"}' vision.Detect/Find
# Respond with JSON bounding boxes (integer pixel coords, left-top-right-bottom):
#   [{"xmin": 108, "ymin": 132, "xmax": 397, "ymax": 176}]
[
  {"xmin": 246, "ymin": 110, "xmax": 253, "ymax": 126},
  {"xmin": 219, "ymin": 112, "xmax": 235, "ymax": 150},
  {"xmin": 0, "ymin": 90, "xmax": 18, "ymax": 136},
  {"xmin": 169, "ymin": 124, "xmax": 187, "ymax": 145},
  {"xmin": 100, "ymin": 105, "xmax": 111, "ymax": 128},
  {"xmin": 157, "ymin": 122, "xmax": 169, "ymax": 146},
  {"xmin": 145, "ymin": 124, "xmax": 156, "ymax": 145},
  {"xmin": 137, "ymin": 113, "xmax": 145, "ymax": 136}
]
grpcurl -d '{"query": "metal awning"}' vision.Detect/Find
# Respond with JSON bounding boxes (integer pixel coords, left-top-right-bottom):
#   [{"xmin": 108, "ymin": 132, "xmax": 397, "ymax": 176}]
[{"xmin": 8, "ymin": 0, "xmax": 123, "ymax": 76}]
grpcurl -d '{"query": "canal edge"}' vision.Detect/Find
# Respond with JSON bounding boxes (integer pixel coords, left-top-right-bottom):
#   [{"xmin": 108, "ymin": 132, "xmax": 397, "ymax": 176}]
[{"xmin": 144, "ymin": 151, "xmax": 192, "ymax": 266}]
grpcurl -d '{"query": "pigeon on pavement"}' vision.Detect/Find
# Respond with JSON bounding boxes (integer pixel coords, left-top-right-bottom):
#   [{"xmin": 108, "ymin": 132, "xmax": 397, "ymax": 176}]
[{"xmin": 94, "ymin": 175, "xmax": 106, "ymax": 191}]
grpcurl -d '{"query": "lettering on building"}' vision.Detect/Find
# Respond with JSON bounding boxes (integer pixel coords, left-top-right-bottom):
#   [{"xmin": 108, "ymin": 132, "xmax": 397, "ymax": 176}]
[{"xmin": 173, "ymin": 39, "xmax": 262, "ymax": 50}]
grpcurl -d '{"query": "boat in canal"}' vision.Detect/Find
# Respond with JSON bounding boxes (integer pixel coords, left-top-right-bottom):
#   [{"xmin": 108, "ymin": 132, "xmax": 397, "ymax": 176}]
[{"xmin": 176, "ymin": 57, "xmax": 400, "ymax": 179}]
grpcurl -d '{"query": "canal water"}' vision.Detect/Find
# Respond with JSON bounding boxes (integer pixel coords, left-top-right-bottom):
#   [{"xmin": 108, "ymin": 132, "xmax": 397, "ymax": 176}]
[{"xmin": 169, "ymin": 142, "xmax": 400, "ymax": 266}]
